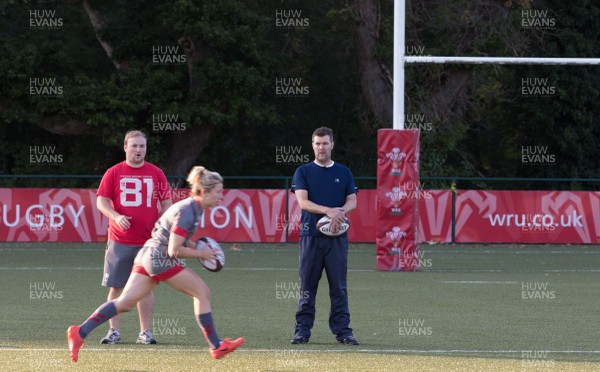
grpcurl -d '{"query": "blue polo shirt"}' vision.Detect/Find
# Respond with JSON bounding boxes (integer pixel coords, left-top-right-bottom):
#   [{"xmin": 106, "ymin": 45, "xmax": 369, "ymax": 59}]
[{"xmin": 291, "ymin": 161, "xmax": 358, "ymax": 237}]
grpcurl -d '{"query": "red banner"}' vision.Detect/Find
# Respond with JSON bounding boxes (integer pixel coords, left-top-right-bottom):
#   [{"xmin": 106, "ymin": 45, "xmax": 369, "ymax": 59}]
[
  {"xmin": 0, "ymin": 188, "xmax": 289, "ymax": 243},
  {"xmin": 5, "ymin": 188, "xmax": 599, "ymax": 244},
  {"xmin": 417, "ymin": 190, "xmax": 453, "ymax": 243},
  {"xmin": 0, "ymin": 188, "xmax": 106, "ymax": 242},
  {"xmin": 0, "ymin": 188, "xmax": 379, "ymax": 243},
  {"xmin": 455, "ymin": 190, "xmax": 600, "ymax": 243}
]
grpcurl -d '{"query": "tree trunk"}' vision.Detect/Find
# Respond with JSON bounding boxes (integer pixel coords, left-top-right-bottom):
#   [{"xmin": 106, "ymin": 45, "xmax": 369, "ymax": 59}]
[
  {"xmin": 165, "ymin": 35, "xmax": 213, "ymax": 180},
  {"xmin": 36, "ymin": 115, "xmax": 98, "ymax": 136},
  {"xmin": 429, "ymin": 69, "xmax": 472, "ymax": 123},
  {"xmin": 82, "ymin": 0, "xmax": 128, "ymax": 72},
  {"xmin": 164, "ymin": 125, "xmax": 212, "ymax": 181},
  {"xmin": 178, "ymin": 36, "xmax": 211, "ymax": 94},
  {"xmin": 353, "ymin": 0, "xmax": 393, "ymax": 126},
  {"xmin": 80, "ymin": 2, "xmax": 211, "ymax": 180}
]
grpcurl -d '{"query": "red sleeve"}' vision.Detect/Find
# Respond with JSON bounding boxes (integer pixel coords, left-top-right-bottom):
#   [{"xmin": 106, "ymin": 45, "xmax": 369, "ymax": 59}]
[
  {"xmin": 169, "ymin": 211, "xmax": 188, "ymax": 237},
  {"xmin": 171, "ymin": 226, "xmax": 188, "ymax": 237},
  {"xmin": 96, "ymin": 167, "xmax": 114, "ymax": 198}
]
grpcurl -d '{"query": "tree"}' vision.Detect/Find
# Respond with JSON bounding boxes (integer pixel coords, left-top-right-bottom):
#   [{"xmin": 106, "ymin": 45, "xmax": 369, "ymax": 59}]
[
  {"xmin": 2, "ymin": 0, "xmax": 600, "ymax": 190},
  {"xmin": 0, "ymin": 0, "xmax": 278, "ymax": 183}
]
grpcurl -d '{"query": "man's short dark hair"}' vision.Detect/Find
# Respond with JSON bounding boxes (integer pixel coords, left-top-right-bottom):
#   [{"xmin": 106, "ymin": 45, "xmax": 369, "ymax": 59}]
[{"xmin": 312, "ymin": 127, "xmax": 334, "ymax": 143}]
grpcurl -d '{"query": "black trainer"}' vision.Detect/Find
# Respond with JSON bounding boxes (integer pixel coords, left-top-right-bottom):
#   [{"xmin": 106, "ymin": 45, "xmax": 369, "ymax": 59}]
[
  {"xmin": 337, "ymin": 336, "xmax": 360, "ymax": 345},
  {"xmin": 290, "ymin": 336, "xmax": 309, "ymax": 344}
]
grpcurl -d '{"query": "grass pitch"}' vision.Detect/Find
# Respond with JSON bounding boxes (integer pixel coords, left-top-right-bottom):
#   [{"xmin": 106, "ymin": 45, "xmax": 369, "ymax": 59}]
[{"xmin": 1, "ymin": 242, "xmax": 600, "ymax": 371}]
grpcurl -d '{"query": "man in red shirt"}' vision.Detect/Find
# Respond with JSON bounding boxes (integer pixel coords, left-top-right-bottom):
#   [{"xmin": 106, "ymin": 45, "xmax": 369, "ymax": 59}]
[{"xmin": 96, "ymin": 130, "xmax": 172, "ymax": 345}]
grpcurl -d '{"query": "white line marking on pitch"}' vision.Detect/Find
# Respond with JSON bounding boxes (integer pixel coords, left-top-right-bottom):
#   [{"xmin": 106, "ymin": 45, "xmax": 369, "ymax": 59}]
[
  {"xmin": 422, "ymin": 250, "xmax": 600, "ymax": 254},
  {"xmin": 3, "ymin": 247, "xmax": 600, "ymax": 254},
  {"xmin": 3, "ymin": 348, "xmax": 600, "ymax": 354},
  {"xmin": 439, "ymin": 281, "xmax": 518, "ymax": 284},
  {"xmin": 2, "ymin": 267, "xmax": 600, "ymax": 273},
  {"xmin": 427, "ymin": 269, "xmax": 600, "ymax": 273},
  {"xmin": 0, "ymin": 267, "xmax": 376, "ymax": 272}
]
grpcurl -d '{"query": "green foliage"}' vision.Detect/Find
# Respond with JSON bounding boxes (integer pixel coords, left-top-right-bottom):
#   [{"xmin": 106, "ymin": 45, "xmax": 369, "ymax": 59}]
[
  {"xmin": 398, "ymin": 0, "xmax": 600, "ymax": 188},
  {"xmin": 0, "ymin": 0, "xmax": 278, "ymax": 185},
  {"xmin": 1, "ymin": 0, "xmax": 600, "ymax": 189}
]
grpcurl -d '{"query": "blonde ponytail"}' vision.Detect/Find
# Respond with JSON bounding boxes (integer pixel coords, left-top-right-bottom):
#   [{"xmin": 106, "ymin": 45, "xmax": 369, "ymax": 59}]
[{"xmin": 187, "ymin": 166, "xmax": 223, "ymax": 196}]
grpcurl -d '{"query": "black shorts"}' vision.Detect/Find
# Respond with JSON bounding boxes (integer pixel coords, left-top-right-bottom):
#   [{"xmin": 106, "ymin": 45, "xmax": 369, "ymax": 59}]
[{"xmin": 102, "ymin": 240, "xmax": 143, "ymax": 288}]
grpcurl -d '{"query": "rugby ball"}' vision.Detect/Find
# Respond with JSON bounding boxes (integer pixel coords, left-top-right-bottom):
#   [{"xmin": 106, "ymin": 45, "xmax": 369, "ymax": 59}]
[
  {"xmin": 195, "ymin": 237, "xmax": 225, "ymax": 272},
  {"xmin": 317, "ymin": 216, "xmax": 350, "ymax": 237}
]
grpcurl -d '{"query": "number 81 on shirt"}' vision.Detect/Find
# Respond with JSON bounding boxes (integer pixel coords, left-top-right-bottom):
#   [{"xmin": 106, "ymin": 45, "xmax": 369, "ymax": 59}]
[{"xmin": 120, "ymin": 178, "xmax": 154, "ymax": 207}]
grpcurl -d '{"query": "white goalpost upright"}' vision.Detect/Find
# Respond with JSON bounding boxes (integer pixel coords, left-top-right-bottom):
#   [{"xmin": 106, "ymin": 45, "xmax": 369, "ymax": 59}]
[
  {"xmin": 376, "ymin": 0, "xmax": 600, "ymax": 271},
  {"xmin": 393, "ymin": 0, "xmax": 406, "ymax": 130},
  {"xmin": 393, "ymin": 0, "xmax": 600, "ymax": 130}
]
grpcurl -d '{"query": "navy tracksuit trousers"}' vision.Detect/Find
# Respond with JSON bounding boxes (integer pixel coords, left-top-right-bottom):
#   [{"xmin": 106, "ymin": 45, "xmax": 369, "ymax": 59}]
[{"xmin": 294, "ymin": 235, "xmax": 352, "ymax": 339}]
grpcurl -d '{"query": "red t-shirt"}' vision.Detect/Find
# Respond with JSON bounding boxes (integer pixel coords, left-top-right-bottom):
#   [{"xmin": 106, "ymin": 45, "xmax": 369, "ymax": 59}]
[{"xmin": 97, "ymin": 161, "xmax": 171, "ymax": 245}]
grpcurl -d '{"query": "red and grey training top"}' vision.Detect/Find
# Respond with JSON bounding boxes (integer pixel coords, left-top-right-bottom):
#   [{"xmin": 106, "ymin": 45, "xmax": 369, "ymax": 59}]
[
  {"xmin": 144, "ymin": 196, "xmax": 204, "ymax": 249},
  {"xmin": 133, "ymin": 197, "xmax": 204, "ymax": 276}
]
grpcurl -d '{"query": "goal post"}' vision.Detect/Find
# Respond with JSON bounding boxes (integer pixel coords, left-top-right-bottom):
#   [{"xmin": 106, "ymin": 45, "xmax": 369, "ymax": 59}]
[{"xmin": 376, "ymin": 0, "xmax": 600, "ymax": 271}]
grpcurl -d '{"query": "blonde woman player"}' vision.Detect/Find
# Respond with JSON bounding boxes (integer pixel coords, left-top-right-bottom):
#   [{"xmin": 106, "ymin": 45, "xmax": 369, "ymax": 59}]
[{"xmin": 67, "ymin": 166, "xmax": 244, "ymax": 362}]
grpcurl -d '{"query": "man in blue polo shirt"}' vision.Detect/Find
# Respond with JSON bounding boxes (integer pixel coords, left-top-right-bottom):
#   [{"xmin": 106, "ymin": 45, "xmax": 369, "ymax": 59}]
[{"xmin": 290, "ymin": 126, "xmax": 359, "ymax": 346}]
